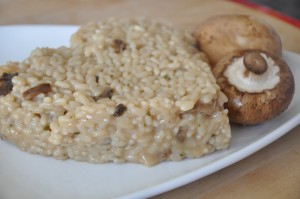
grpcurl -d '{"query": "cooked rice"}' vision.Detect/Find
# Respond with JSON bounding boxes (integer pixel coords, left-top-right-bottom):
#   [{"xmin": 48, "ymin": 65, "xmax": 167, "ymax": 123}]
[{"xmin": 0, "ymin": 18, "xmax": 231, "ymax": 166}]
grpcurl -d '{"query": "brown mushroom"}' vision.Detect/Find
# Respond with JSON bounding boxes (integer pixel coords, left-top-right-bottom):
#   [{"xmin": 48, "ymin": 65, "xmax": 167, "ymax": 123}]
[
  {"xmin": 0, "ymin": 72, "xmax": 18, "ymax": 96},
  {"xmin": 113, "ymin": 104, "xmax": 127, "ymax": 117},
  {"xmin": 213, "ymin": 50, "xmax": 294, "ymax": 125},
  {"xmin": 93, "ymin": 88, "xmax": 113, "ymax": 101},
  {"xmin": 194, "ymin": 15, "xmax": 282, "ymax": 66},
  {"xmin": 112, "ymin": 39, "xmax": 126, "ymax": 53},
  {"xmin": 22, "ymin": 83, "xmax": 52, "ymax": 100}
]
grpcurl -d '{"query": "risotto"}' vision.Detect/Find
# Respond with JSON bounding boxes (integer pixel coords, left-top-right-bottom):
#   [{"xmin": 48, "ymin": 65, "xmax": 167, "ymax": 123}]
[{"xmin": 0, "ymin": 18, "xmax": 231, "ymax": 166}]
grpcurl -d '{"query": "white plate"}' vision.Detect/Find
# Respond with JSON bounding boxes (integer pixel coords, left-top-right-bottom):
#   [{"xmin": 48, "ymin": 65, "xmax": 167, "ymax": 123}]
[{"xmin": 0, "ymin": 26, "xmax": 299, "ymax": 199}]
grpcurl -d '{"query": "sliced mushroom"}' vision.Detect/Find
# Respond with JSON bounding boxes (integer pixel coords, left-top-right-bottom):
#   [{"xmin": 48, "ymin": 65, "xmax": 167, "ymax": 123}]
[
  {"xmin": 0, "ymin": 72, "xmax": 18, "ymax": 96},
  {"xmin": 213, "ymin": 50, "xmax": 294, "ymax": 125},
  {"xmin": 93, "ymin": 88, "xmax": 113, "ymax": 101},
  {"xmin": 183, "ymin": 100, "xmax": 218, "ymax": 116},
  {"xmin": 156, "ymin": 149, "xmax": 171, "ymax": 161},
  {"xmin": 176, "ymin": 127, "xmax": 186, "ymax": 143},
  {"xmin": 113, "ymin": 104, "xmax": 127, "ymax": 117},
  {"xmin": 22, "ymin": 83, "xmax": 52, "ymax": 100},
  {"xmin": 112, "ymin": 39, "xmax": 126, "ymax": 53}
]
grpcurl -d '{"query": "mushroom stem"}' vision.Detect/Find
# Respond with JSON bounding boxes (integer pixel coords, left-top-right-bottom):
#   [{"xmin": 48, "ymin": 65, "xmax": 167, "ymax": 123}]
[{"xmin": 243, "ymin": 52, "xmax": 268, "ymax": 74}]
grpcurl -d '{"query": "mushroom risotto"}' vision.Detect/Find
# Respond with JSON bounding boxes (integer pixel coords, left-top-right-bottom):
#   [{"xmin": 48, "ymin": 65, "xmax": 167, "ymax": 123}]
[{"xmin": 0, "ymin": 18, "xmax": 231, "ymax": 166}]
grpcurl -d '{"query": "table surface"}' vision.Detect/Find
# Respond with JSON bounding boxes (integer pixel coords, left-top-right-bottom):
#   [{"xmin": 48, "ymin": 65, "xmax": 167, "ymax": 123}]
[{"xmin": 1, "ymin": 0, "xmax": 300, "ymax": 198}]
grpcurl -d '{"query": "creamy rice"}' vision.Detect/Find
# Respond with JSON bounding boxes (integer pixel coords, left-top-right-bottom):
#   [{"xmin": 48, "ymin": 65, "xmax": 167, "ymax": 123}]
[{"xmin": 0, "ymin": 18, "xmax": 230, "ymax": 166}]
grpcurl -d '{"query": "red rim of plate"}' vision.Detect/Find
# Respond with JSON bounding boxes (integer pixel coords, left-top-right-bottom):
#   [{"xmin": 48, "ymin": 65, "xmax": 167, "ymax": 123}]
[{"xmin": 229, "ymin": 0, "xmax": 300, "ymax": 29}]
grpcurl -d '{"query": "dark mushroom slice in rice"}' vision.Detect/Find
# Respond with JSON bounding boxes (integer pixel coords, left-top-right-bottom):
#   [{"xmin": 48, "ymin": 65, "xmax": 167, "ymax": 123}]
[
  {"xmin": 22, "ymin": 83, "xmax": 52, "ymax": 100},
  {"xmin": 112, "ymin": 39, "xmax": 126, "ymax": 53},
  {"xmin": 93, "ymin": 88, "xmax": 114, "ymax": 101},
  {"xmin": 0, "ymin": 72, "xmax": 18, "ymax": 96},
  {"xmin": 213, "ymin": 50, "xmax": 295, "ymax": 125},
  {"xmin": 113, "ymin": 104, "xmax": 127, "ymax": 117},
  {"xmin": 184, "ymin": 99, "xmax": 218, "ymax": 116}
]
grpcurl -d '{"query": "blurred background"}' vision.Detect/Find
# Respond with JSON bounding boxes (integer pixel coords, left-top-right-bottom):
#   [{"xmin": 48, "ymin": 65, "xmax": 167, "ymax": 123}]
[
  {"xmin": 250, "ymin": 0, "xmax": 300, "ymax": 19},
  {"xmin": 0, "ymin": 0, "xmax": 300, "ymax": 54}
]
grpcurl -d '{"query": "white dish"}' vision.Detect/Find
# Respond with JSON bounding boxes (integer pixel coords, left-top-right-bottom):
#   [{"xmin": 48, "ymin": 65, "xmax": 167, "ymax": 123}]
[{"xmin": 0, "ymin": 25, "xmax": 299, "ymax": 199}]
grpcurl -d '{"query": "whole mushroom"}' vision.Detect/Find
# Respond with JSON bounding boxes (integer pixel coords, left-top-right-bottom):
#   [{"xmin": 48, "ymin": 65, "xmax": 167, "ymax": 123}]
[
  {"xmin": 213, "ymin": 50, "xmax": 294, "ymax": 125},
  {"xmin": 194, "ymin": 15, "xmax": 282, "ymax": 66}
]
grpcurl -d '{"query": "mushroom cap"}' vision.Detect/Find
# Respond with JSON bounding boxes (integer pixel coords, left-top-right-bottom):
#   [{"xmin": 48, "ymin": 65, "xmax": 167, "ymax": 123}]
[
  {"xmin": 194, "ymin": 15, "xmax": 282, "ymax": 66},
  {"xmin": 213, "ymin": 50, "xmax": 294, "ymax": 125}
]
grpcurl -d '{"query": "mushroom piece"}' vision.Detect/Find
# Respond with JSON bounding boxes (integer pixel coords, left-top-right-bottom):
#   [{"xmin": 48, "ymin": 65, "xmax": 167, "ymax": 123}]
[
  {"xmin": 0, "ymin": 72, "xmax": 18, "ymax": 96},
  {"xmin": 213, "ymin": 50, "xmax": 294, "ymax": 125},
  {"xmin": 22, "ymin": 83, "xmax": 52, "ymax": 100},
  {"xmin": 194, "ymin": 15, "xmax": 282, "ymax": 66}
]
